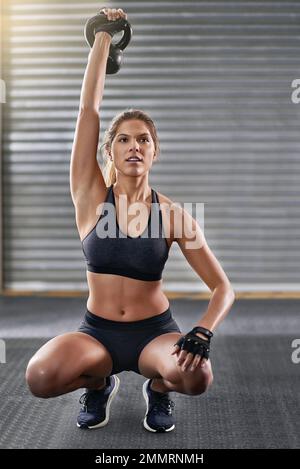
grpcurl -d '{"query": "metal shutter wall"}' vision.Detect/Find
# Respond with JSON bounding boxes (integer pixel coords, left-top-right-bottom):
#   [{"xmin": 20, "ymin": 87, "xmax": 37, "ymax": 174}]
[{"xmin": 2, "ymin": 1, "xmax": 300, "ymax": 292}]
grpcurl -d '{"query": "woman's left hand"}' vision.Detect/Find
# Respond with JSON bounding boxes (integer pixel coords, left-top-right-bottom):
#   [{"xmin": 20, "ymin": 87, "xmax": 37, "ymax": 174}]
[{"xmin": 171, "ymin": 336, "xmax": 207, "ymax": 372}]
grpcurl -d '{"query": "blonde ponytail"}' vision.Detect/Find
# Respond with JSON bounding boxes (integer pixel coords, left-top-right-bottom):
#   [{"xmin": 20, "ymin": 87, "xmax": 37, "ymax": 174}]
[{"xmin": 102, "ymin": 155, "xmax": 117, "ymax": 187}]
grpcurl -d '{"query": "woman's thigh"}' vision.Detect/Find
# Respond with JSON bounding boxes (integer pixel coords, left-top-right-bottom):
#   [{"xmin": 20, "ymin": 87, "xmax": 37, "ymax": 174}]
[
  {"xmin": 138, "ymin": 332, "xmax": 213, "ymax": 386},
  {"xmin": 138, "ymin": 332, "xmax": 182, "ymax": 378},
  {"xmin": 25, "ymin": 332, "xmax": 113, "ymax": 394}
]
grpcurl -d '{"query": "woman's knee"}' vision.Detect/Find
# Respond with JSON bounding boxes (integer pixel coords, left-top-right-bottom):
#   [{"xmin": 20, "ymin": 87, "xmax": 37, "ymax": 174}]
[
  {"xmin": 25, "ymin": 359, "xmax": 59, "ymax": 398},
  {"xmin": 184, "ymin": 366, "xmax": 214, "ymax": 396},
  {"xmin": 162, "ymin": 360, "xmax": 214, "ymax": 396}
]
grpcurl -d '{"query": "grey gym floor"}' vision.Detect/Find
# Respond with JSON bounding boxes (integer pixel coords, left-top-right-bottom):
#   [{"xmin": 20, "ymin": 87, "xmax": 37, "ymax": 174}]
[{"xmin": 0, "ymin": 295, "xmax": 299, "ymax": 449}]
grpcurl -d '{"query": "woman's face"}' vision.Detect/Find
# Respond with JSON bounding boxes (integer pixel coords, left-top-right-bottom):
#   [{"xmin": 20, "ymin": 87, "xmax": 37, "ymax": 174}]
[{"xmin": 110, "ymin": 119, "xmax": 157, "ymax": 177}]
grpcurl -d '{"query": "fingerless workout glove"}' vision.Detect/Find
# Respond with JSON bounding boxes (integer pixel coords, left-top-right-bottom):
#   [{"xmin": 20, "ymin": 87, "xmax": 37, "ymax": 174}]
[
  {"xmin": 174, "ymin": 326, "xmax": 213, "ymax": 360},
  {"xmin": 94, "ymin": 15, "xmax": 127, "ymax": 38}
]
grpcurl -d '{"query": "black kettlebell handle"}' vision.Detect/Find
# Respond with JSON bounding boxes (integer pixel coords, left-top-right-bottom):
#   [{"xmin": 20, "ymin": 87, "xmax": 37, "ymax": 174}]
[
  {"xmin": 113, "ymin": 20, "xmax": 132, "ymax": 51},
  {"xmin": 85, "ymin": 11, "xmax": 132, "ymax": 50}
]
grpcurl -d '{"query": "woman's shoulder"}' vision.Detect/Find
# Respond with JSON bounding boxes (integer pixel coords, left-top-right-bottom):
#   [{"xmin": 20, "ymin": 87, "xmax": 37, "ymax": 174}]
[
  {"xmin": 155, "ymin": 189, "xmax": 182, "ymax": 214},
  {"xmin": 155, "ymin": 188, "xmax": 172, "ymax": 204},
  {"xmin": 155, "ymin": 189, "xmax": 186, "ymax": 245}
]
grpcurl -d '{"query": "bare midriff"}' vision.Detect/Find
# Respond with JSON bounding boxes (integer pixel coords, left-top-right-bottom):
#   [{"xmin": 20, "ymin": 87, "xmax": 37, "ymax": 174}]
[
  {"xmin": 81, "ymin": 189, "xmax": 174, "ymax": 322},
  {"xmin": 86, "ymin": 271, "xmax": 170, "ymax": 322}
]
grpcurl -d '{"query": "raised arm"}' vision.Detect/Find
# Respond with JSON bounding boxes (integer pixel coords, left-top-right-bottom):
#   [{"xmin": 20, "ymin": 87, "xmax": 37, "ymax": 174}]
[{"xmin": 69, "ymin": 30, "xmax": 111, "ymax": 206}]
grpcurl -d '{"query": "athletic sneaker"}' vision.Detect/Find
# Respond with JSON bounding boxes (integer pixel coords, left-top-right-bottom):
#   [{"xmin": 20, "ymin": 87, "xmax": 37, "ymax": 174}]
[
  {"xmin": 142, "ymin": 378, "xmax": 175, "ymax": 432},
  {"xmin": 77, "ymin": 375, "xmax": 120, "ymax": 429}
]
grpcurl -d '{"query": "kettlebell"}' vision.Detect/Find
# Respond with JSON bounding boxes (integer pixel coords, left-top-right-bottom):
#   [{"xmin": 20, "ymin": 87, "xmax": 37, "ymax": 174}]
[{"xmin": 84, "ymin": 11, "xmax": 132, "ymax": 74}]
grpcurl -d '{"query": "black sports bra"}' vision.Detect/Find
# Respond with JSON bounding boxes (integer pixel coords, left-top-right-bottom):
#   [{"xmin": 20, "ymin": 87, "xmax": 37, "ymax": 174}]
[{"xmin": 81, "ymin": 185, "xmax": 170, "ymax": 281}]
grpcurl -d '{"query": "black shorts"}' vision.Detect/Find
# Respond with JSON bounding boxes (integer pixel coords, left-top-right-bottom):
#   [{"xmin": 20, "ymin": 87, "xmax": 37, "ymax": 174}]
[{"xmin": 77, "ymin": 307, "xmax": 181, "ymax": 375}]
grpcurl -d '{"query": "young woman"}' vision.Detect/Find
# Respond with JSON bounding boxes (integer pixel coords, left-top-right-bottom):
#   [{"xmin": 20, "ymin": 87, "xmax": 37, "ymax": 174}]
[{"xmin": 25, "ymin": 7, "xmax": 235, "ymax": 433}]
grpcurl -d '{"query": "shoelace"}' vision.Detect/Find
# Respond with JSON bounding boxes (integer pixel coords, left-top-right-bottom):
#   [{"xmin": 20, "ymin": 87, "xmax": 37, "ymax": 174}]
[
  {"xmin": 150, "ymin": 394, "xmax": 175, "ymax": 415},
  {"xmin": 79, "ymin": 389, "xmax": 106, "ymax": 412}
]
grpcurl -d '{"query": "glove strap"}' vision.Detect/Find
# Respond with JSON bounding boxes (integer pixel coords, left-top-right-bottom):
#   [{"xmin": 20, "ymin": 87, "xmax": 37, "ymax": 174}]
[{"xmin": 191, "ymin": 326, "xmax": 213, "ymax": 341}]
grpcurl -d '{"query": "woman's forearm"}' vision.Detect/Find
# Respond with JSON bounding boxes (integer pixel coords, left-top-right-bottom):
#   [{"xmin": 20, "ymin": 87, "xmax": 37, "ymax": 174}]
[
  {"xmin": 79, "ymin": 31, "xmax": 111, "ymax": 111},
  {"xmin": 194, "ymin": 284, "xmax": 235, "ymax": 332}
]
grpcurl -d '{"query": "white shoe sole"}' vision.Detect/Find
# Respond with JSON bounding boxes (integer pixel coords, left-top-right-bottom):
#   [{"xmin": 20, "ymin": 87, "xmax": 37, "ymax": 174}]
[
  {"xmin": 77, "ymin": 375, "xmax": 120, "ymax": 429},
  {"xmin": 142, "ymin": 379, "xmax": 175, "ymax": 433}
]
